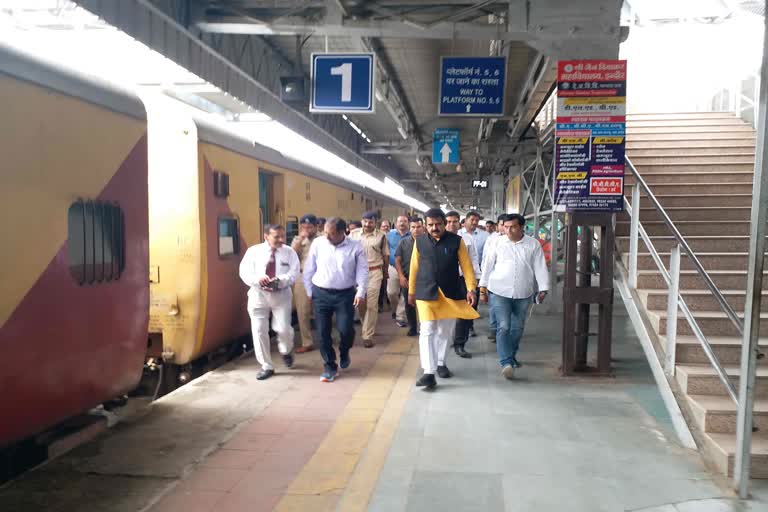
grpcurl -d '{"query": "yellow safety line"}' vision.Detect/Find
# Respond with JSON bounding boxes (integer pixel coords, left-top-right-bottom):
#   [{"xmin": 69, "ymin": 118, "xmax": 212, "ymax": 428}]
[{"xmin": 273, "ymin": 337, "xmax": 418, "ymax": 512}]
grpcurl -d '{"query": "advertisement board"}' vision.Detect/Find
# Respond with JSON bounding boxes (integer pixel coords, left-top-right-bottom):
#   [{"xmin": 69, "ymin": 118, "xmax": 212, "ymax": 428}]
[{"xmin": 553, "ymin": 60, "xmax": 627, "ymax": 212}]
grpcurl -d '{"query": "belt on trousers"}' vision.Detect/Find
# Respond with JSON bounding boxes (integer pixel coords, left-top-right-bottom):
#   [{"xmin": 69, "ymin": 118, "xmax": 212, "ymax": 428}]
[
  {"xmin": 369, "ymin": 265, "xmax": 382, "ymax": 271},
  {"xmin": 313, "ymin": 285, "xmax": 355, "ymax": 294}
]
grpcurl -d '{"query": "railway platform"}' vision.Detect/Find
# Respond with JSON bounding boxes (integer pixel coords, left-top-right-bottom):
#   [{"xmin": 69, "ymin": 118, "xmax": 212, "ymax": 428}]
[{"xmin": 1, "ymin": 306, "xmax": 767, "ymax": 511}]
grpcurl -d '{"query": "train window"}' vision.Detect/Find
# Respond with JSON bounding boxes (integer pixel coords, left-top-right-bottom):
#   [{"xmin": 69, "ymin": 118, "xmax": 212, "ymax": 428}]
[
  {"xmin": 350, "ymin": 192, "xmax": 354, "ymax": 200},
  {"xmin": 305, "ymin": 182, "xmax": 311, "ymax": 201},
  {"xmin": 213, "ymin": 171, "xmax": 230, "ymax": 198},
  {"xmin": 218, "ymin": 217, "xmax": 240, "ymax": 256},
  {"xmin": 68, "ymin": 200, "xmax": 126, "ymax": 285},
  {"xmin": 68, "ymin": 202, "xmax": 86, "ymax": 284},
  {"xmin": 286, "ymin": 216, "xmax": 299, "ymax": 241}
]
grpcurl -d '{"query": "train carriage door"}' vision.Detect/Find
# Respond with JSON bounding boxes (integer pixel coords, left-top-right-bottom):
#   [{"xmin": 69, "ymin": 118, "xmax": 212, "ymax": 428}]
[{"xmin": 258, "ymin": 170, "xmax": 285, "ymax": 238}]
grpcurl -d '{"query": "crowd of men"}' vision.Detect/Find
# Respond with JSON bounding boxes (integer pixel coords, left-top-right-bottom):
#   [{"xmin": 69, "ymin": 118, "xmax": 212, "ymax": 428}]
[{"xmin": 239, "ymin": 207, "xmax": 549, "ymax": 389}]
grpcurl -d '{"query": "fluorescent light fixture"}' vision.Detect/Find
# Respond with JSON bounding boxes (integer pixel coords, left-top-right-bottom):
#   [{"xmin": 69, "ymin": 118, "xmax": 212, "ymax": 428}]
[
  {"xmin": 233, "ymin": 112, "xmax": 272, "ymax": 122},
  {"xmin": 342, "ymin": 114, "xmax": 348, "ymax": 120},
  {"xmin": 374, "ymin": 88, "xmax": 384, "ymax": 102},
  {"xmin": 397, "ymin": 125, "xmax": 408, "ymax": 140},
  {"xmin": 0, "ymin": 2, "xmax": 431, "ymax": 212},
  {"xmin": 384, "ymin": 177, "xmax": 404, "ymax": 196}
]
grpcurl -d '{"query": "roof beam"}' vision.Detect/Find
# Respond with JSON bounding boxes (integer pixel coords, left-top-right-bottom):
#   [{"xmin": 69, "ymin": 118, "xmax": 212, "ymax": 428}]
[{"xmin": 197, "ymin": 15, "xmax": 529, "ymax": 40}]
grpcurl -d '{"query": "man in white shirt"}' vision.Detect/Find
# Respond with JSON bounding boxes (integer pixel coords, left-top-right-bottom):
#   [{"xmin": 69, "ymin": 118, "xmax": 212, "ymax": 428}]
[
  {"xmin": 479, "ymin": 214, "xmax": 548, "ymax": 380},
  {"xmin": 445, "ymin": 211, "xmax": 480, "ymax": 359},
  {"xmin": 303, "ymin": 218, "xmax": 368, "ymax": 382},
  {"xmin": 482, "ymin": 213, "xmax": 509, "ymax": 343},
  {"xmin": 458, "ymin": 210, "xmax": 489, "ymax": 338},
  {"xmin": 458, "ymin": 210, "xmax": 490, "ymax": 266},
  {"xmin": 239, "ymin": 224, "xmax": 300, "ymax": 380}
]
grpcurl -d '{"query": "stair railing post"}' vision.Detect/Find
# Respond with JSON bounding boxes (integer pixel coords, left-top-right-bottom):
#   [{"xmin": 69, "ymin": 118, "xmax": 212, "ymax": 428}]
[
  {"xmin": 735, "ymin": 6, "xmax": 768, "ymax": 499},
  {"xmin": 628, "ymin": 184, "xmax": 640, "ymax": 289},
  {"xmin": 665, "ymin": 244, "xmax": 681, "ymax": 376}
]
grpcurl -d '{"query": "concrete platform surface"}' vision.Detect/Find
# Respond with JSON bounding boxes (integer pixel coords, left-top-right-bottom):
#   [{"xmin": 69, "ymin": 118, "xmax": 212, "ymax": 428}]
[{"xmin": 1, "ymin": 304, "xmax": 767, "ymax": 511}]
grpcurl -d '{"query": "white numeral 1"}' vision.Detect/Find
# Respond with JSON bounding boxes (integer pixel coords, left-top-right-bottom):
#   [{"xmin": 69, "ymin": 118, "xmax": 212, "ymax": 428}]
[{"xmin": 330, "ymin": 63, "xmax": 352, "ymax": 102}]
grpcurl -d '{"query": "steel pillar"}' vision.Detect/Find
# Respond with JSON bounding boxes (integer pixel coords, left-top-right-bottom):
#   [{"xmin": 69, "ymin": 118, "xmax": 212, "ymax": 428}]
[{"xmin": 734, "ymin": 2, "xmax": 768, "ymax": 498}]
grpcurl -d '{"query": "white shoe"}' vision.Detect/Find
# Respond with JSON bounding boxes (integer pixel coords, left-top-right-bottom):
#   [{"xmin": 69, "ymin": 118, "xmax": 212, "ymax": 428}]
[{"xmin": 501, "ymin": 364, "xmax": 515, "ymax": 380}]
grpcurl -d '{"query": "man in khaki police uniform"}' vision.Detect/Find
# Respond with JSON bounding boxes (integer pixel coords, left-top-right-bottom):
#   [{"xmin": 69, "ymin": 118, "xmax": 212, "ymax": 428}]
[
  {"xmin": 291, "ymin": 213, "xmax": 318, "ymax": 353},
  {"xmin": 349, "ymin": 210, "xmax": 389, "ymax": 347}
]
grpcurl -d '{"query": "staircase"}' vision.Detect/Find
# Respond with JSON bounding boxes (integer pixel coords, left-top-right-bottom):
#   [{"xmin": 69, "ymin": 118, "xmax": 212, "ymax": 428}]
[{"xmin": 617, "ymin": 112, "xmax": 768, "ymax": 478}]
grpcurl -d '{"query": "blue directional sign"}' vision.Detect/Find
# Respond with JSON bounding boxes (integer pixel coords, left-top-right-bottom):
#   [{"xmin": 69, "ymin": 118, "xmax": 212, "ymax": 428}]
[
  {"xmin": 311, "ymin": 53, "xmax": 375, "ymax": 114},
  {"xmin": 433, "ymin": 128, "xmax": 460, "ymax": 165},
  {"xmin": 439, "ymin": 57, "xmax": 506, "ymax": 117}
]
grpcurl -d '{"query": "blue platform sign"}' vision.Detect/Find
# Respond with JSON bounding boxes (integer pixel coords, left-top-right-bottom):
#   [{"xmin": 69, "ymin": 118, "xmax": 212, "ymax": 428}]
[
  {"xmin": 439, "ymin": 57, "xmax": 506, "ymax": 116},
  {"xmin": 311, "ymin": 53, "xmax": 375, "ymax": 114},
  {"xmin": 432, "ymin": 128, "xmax": 460, "ymax": 164}
]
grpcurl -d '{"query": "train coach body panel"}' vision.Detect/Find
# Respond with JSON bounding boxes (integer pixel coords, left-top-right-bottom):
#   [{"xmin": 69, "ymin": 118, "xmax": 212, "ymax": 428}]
[
  {"xmin": 0, "ymin": 46, "xmax": 149, "ymax": 446},
  {"xmin": 146, "ymin": 106, "xmax": 204, "ymax": 366}
]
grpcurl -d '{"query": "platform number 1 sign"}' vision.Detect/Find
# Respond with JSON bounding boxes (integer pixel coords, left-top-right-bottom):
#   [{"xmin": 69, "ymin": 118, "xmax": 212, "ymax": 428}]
[{"xmin": 311, "ymin": 54, "xmax": 375, "ymax": 114}]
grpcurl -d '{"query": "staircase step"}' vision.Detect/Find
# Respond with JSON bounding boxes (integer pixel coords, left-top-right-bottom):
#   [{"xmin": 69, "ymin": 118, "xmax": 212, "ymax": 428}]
[
  {"xmin": 670, "ymin": 335, "xmax": 768, "ymax": 366},
  {"xmin": 636, "ymin": 269, "xmax": 763, "ymax": 290},
  {"xmin": 630, "ymin": 155, "xmax": 755, "ymax": 165},
  {"xmin": 627, "ymin": 183, "xmax": 753, "ymax": 196},
  {"xmin": 644, "ymin": 289, "xmax": 768, "ymax": 313},
  {"xmin": 627, "ymin": 138, "xmax": 756, "ymax": 149},
  {"xmin": 626, "ymin": 118, "xmax": 747, "ymax": 127},
  {"xmin": 652, "ymin": 310, "xmax": 768, "ymax": 337},
  {"xmin": 624, "ymin": 252, "xmax": 768, "ymax": 272},
  {"xmin": 675, "ymin": 364, "xmax": 768, "ymax": 398},
  {"xmin": 626, "ymin": 112, "xmax": 743, "ymax": 121},
  {"xmin": 687, "ymin": 395, "xmax": 768, "ymax": 434},
  {"xmin": 619, "ymin": 235, "xmax": 768, "ymax": 253},
  {"xmin": 627, "ymin": 147, "xmax": 755, "ymax": 157},
  {"xmin": 616, "ymin": 221, "xmax": 751, "ymax": 237},
  {"xmin": 628, "ymin": 131, "xmax": 757, "ymax": 141},
  {"xmin": 627, "ymin": 125, "xmax": 754, "ymax": 134},
  {"xmin": 621, "ymin": 207, "xmax": 753, "ymax": 222},
  {"xmin": 638, "ymin": 194, "xmax": 753, "ymax": 208},
  {"xmin": 700, "ymin": 432, "xmax": 768, "ymax": 478},
  {"xmin": 624, "ymin": 171, "xmax": 754, "ymax": 185},
  {"xmin": 632, "ymin": 162, "xmax": 754, "ymax": 173}
]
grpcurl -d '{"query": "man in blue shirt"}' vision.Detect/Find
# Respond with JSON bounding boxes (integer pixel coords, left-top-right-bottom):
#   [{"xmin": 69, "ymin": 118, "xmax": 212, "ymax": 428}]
[{"xmin": 386, "ymin": 215, "xmax": 411, "ymax": 327}]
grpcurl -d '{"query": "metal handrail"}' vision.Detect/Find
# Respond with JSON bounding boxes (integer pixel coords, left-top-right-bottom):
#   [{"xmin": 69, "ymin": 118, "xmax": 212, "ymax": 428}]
[
  {"xmin": 625, "ymin": 156, "xmax": 744, "ymax": 335},
  {"xmin": 623, "ymin": 195, "xmax": 740, "ymax": 405}
]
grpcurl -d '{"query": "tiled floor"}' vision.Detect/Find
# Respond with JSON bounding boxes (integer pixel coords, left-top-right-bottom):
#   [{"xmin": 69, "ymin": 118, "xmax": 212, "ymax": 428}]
[
  {"xmin": 4, "ymin": 304, "xmax": 768, "ymax": 511},
  {"xmin": 367, "ymin": 305, "xmax": 768, "ymax": 512}
]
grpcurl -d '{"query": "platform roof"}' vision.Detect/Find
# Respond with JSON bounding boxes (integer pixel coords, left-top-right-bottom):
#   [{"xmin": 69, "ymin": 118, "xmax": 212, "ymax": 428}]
[{"xmin": 5, "ymin": 0, "xmax": 760, "ymax": 212}]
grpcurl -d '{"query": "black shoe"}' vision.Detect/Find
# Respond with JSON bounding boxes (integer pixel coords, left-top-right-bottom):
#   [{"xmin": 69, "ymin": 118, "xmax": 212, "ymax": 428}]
[
  {"xmin": 354, "ymin": 319, "xmax": 362, "ymax": 325},
  {"xmin": 340, "ymin": 351, "xmax": 351, "ymax": 369},
  {"xmin": 396, "ymin": 320, "xmax": 408, "ymax": 328},
  {"xmin": 469, "ymin": 327, "xmax": 477, "ymax": 337},
  {"xmin": 487, "ymin": 334, "xmax": 496, "ymax": 341},
  {"xmin": 391, "ymin": 312, "xmax": 396, "ymax": 320},
  {"xmin": 406, "ymin": 329, "xmax": 418, "ymax": 337},
  {"xmin": 436, "ymin": 365, "xmax": 453, "ymax": 378},
  {"xmin": 257, "ymin": 369, "xmax": 274, "ymax": 380},
  {"xmin": 454, "ymin": 345, "xmax": 472, "ymax": 359},
  {"xmin": 512, "ymin": 359, "xmax": 522, "ymax": 369},
  {"xmin": 282, "ymin": 353, "xmax": 294, "ymax": 369},
  {"xmin": 415, "ymin": 373, "xmax": 437, "ymax": 389}
]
